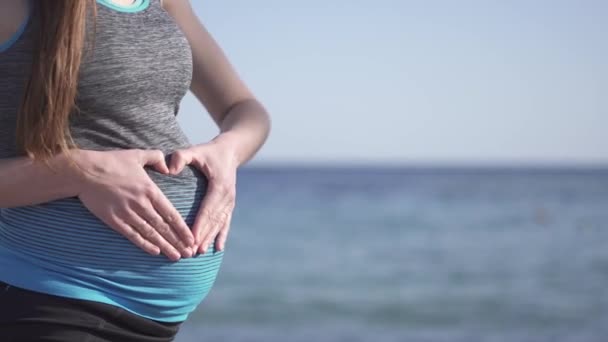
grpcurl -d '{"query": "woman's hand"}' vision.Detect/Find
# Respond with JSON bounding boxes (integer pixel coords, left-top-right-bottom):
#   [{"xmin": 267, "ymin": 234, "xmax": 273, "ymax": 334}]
[
  {"xmin": 168, "ymin": 139, "xmax": 239, "ymax": 254},
  {"xmin": 73, "ymin": 149, "xmax": 195, "ymax": 261}
]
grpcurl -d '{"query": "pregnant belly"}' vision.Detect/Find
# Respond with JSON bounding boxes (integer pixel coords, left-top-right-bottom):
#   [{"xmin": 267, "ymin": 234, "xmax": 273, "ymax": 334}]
[{"xmin": 0, "ymin": 165, "xmax": 224, "ymax": 321}]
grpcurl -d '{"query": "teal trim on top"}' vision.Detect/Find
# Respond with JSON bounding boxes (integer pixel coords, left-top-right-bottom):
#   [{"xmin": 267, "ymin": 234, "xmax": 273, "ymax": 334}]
[
  {"xmin": 0, "ymin": 5, "xmax": 31, "ymax": 53},
  {"xmin": 96, "ymin": 0, "xmax": 150, "ymax": 13}
]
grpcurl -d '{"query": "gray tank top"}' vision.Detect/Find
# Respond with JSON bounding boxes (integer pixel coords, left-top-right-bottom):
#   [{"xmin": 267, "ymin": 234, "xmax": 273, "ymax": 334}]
[
  {"xmin": 0, "ymin": 0, "xmax": 194, "ymax": 167},
  {"xmin": 0, "ymin": 0, "xmax": 224, "ymax": 323}
]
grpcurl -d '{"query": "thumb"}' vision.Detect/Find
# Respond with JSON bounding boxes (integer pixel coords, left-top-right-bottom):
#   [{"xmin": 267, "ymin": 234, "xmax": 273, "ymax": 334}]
[
  {"xmin": 139, "ymin": 149, "xmax": 170, "ymax": 174},
  {"xmin": 168, "ymin": 150, "xmax": 191, "ymax": 175}
]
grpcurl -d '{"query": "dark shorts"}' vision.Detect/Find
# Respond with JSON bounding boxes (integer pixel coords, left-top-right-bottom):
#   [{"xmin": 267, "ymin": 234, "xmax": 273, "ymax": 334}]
[{"xmin": 0, "ymin": 281, "xmax": 183, "ymax": 342}]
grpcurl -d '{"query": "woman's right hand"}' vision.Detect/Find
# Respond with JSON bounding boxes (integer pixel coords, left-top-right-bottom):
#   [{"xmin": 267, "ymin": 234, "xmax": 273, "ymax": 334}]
[{"xmin": 72, "ymin": 148, "xmax": 195, "ymax": 261}]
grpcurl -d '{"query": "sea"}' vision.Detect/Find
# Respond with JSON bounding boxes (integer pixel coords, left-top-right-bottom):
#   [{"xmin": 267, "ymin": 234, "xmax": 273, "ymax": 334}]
[{"xmin": 174, "ymin": 165, "xmax": 608, "ymax": 342}]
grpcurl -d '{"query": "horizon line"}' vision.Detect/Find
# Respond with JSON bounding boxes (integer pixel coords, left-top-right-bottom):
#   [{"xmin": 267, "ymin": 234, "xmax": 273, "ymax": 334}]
[{"xmin": 243, "ymin": 159, "xmax": 608, "ymax": 170}]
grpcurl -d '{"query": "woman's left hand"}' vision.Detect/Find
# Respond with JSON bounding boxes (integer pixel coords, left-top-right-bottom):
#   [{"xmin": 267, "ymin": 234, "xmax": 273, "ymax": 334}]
[{"xmin": 167, "ymin": 138, "xmax": 239, "ymax": 254}]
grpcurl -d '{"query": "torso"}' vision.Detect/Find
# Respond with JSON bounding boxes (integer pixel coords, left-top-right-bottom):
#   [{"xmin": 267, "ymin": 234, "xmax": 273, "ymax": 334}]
[{"xmin": 0, "ymin": 0, "xmax": 225, "ymax": 323}]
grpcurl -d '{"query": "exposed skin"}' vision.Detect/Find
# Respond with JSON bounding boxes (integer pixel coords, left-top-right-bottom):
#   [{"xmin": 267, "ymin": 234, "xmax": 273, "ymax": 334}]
[
  {"xmin": 161, "ymin": 0, "xmax": 272, "ymax": 254},
  {"xmin": 0, "ymin": 0, "xmax": 271, "ymax": 258},
  {"xmin": 0, "ymin": 0, "xmax": 27, "ymax": 42}
]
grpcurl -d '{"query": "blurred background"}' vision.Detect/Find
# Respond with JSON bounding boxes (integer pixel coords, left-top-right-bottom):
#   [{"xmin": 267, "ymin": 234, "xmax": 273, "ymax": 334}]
[{"xmin": 175, "ymin": 1, "xmax": 607, "ymax": 341}]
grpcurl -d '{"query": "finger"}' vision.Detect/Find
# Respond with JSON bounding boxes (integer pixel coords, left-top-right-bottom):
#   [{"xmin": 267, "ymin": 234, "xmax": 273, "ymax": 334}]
[
  {"xmin": 168, "ymin": 150, "xmax": 192, "ymax": 175},
  {"xmin": 126, "ymin": 212, "xmax": 182, "ymax": 261},
  {"xmin": 214, "ymin": 213, "xmax": 232, "ymax": 252},
  {"xmin": 198, "ymin": 206, "xmax": 230, "ymax": 254},
  {"xmin": 139, "ymin": 149, "xmax": 169, "ymax": 174},
  {"xmin": 191, "ymin": 181, "xmax": 225, "ymax": 247},
  {"xmin": 190, "ymin": 153, "xmax": 208, "ymax": 172},
  {"xmin": 149, "ymin": 189, "xmax": 195, "ymax": 247},
  {"xmin": 197, "ymin": 198, "xmax": 233, "ymax": 254},
  {"xmin": 133, "ymin": 201, "xmax": 193, "ymax": 258},
  {"xmin": 110, "ymin": 218, "xmax": 161, "ymax": 256},
  {"xmin": 197, "ymin": 222, "xmax": 218, "ymax": 255}
]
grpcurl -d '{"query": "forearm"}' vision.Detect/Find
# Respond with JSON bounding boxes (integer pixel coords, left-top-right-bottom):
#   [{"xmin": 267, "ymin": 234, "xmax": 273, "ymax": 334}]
[
  {"xmin": 0, "ymin": 150, "xmax": 84, "ymax": 208},
  {"xmin": 211, "ymin": 98, "xmax": 271, "ymax": 166}
]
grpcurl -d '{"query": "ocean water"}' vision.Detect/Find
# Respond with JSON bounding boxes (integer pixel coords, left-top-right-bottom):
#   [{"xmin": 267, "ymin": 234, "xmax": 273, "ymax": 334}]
[{"xmin": 174, "ymin": 166, "xmax": 608, "ymax": 342}]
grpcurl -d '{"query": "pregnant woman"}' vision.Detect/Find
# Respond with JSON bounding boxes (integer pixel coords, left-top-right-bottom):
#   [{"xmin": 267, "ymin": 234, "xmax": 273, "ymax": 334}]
[{"xmin": 0, "ymin": 0, "xmax": 271, "ymax": 341}]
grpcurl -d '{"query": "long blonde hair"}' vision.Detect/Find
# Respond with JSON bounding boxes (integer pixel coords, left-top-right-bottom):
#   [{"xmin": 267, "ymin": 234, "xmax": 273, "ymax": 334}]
[{"xmin": 16, "ymin": 0, "xmax": 96, "ymax": 164}]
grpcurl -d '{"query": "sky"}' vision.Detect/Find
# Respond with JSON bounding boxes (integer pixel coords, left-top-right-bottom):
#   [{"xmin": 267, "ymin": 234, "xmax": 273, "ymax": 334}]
[{"xmin": 176, "ymin": 0, "xmax": 607, "ymax": 166}]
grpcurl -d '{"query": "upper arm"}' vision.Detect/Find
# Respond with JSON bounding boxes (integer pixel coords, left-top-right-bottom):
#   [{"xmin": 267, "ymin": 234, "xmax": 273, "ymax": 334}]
[{"xmin": 162, "ymin": 0, "xmax": 255, "ymax": 126}]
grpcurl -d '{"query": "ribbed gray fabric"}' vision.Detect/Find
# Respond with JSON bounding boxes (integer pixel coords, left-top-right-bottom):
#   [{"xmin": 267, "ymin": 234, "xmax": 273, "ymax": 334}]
[{"xmin": 0, "ymin": 0, "xmax": 225, "ymax": 322}]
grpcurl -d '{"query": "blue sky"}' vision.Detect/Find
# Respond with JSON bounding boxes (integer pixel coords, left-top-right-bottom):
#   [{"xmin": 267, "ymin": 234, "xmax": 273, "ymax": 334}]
[{"xmin": 176, "ymin": 0, "xmax": 607, "ymax": 165}]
